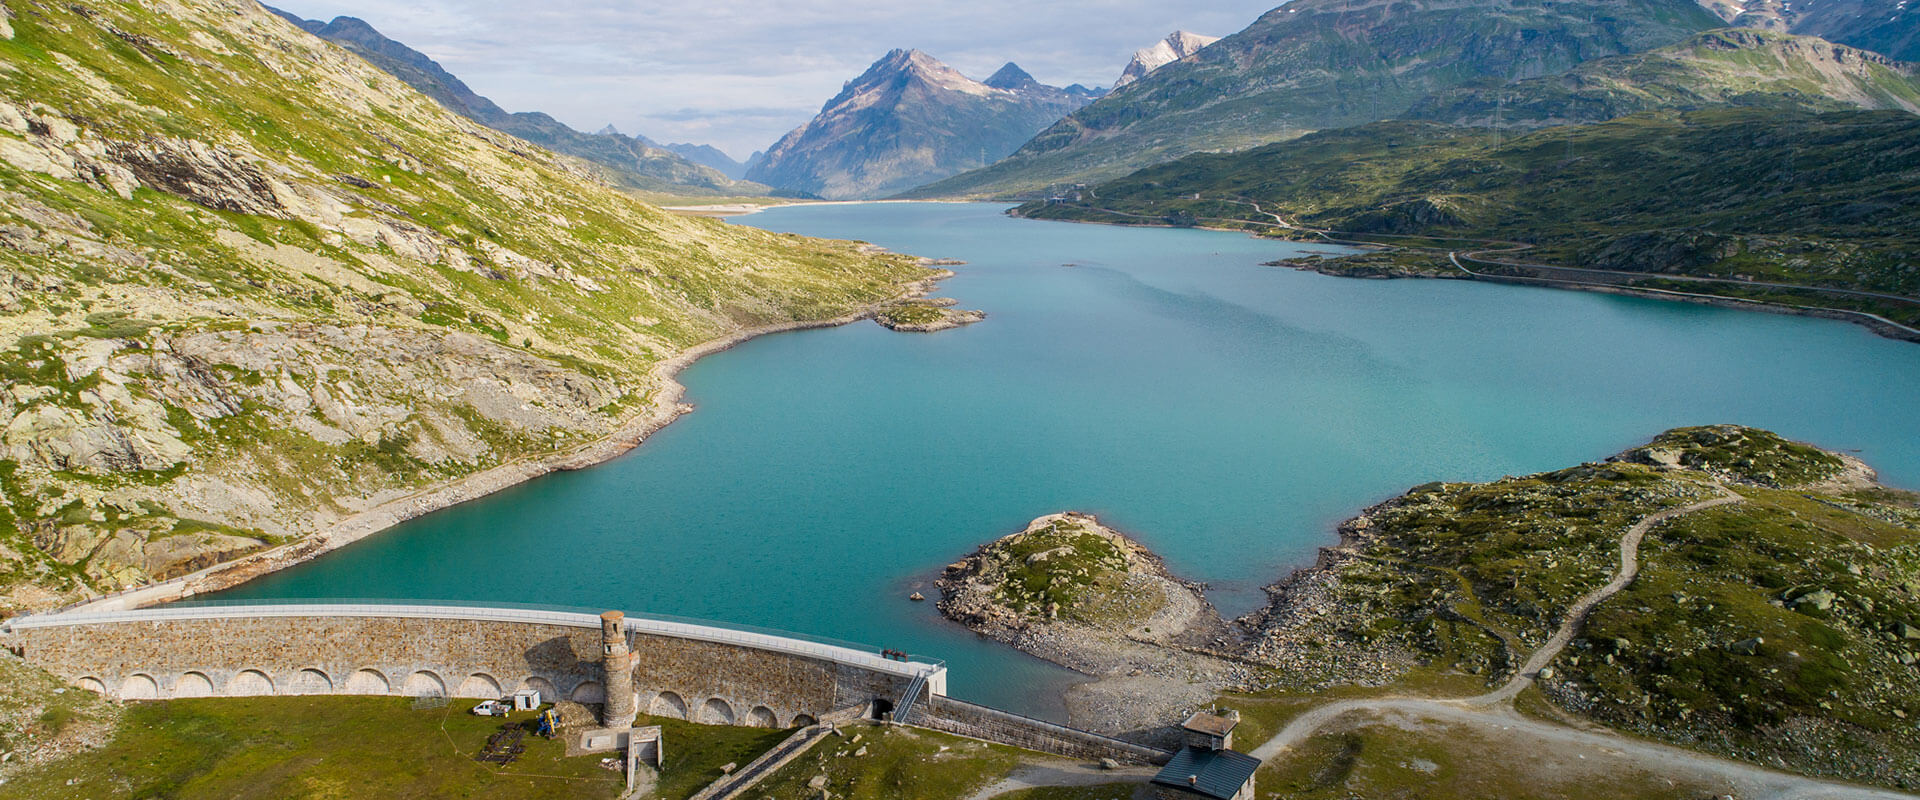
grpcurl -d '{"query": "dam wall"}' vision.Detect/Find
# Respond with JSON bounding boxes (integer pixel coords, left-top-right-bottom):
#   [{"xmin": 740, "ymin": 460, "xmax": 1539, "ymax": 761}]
[{"xmin": 0, "ymin": 604, "xmax": 943, "ymax": 730}]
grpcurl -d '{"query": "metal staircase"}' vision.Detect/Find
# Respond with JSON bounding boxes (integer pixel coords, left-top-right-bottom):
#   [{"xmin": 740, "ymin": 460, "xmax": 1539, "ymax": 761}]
[{"xmin": 892, "ymin": 670, "xmax": 929, "ymax": 725}]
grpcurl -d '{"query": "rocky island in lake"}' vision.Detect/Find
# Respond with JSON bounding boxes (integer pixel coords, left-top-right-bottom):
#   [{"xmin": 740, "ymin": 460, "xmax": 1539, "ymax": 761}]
[
  {"xmin": 875, "ymin": 297, "xmax": 987, "ymax": 332},
  {"xmin": 938, "ymin": 512, "xmax": 1250, "ymax": 742}
]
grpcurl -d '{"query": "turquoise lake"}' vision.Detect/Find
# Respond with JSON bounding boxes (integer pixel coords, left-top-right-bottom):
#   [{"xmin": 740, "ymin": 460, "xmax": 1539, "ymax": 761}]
[{"xmin": 218, "ymin": 202, "xmax": 1920, "ymax": 718}]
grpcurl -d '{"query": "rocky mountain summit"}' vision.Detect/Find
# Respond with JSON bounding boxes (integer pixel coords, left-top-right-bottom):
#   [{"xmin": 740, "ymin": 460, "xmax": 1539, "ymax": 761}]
[
  {"xmin": 0, "ymin": 0, "xmax": 926, "ymax": 612},
  {"xmin": 745, "ymin": 50, "xmax": 1101, "ymax": 200},
  {"xmin": 1699, "ymin": 0, "xmax": 1920, "ymax": 60},
  {"xmin": 1113, "ymin": 31, "xmax": 1218, "ymax": 89},
  {"xmin": 268, "ymin": 9, "xmax": 760, "ymax": 196}
]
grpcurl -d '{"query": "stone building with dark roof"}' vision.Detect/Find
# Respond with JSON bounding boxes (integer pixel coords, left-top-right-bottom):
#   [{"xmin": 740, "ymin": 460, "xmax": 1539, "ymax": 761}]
[{"xmin": 1150, "ymin": 710, "xmax": 1261, "ymax": 800}]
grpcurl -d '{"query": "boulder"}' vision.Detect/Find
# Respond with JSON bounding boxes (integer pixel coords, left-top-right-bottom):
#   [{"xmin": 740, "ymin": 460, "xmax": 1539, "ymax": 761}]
[{"xmin": 1790, "ymin": 589, "xmax": 1836, "ymax": 612}]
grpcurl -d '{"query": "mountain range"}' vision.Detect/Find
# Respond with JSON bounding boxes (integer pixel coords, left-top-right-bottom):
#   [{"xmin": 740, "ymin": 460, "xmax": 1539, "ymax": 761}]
[
  {"xmin": 268, "ymin": 10, "xmax": 764, "ymax": 197},
  {"xmin": 745, "ymin": 50, "xmax": 1103, "ymax": 200},
  {"xmin": 910, "ymin": 0, "xmax": 1729, "ymax": 198},
  {"xmin": 1020, "ymin": 107, "xmax": 1920, "ymax": 313}
]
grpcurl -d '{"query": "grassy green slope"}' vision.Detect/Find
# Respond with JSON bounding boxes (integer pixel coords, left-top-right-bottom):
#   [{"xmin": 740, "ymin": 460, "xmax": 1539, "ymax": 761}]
[
  {"xmin": 0, "ymin": 0, "xmax": 927, "ymax": 610},
  {"xmin": 1019, "ymin": 109, "xmax": 1920, "ymax": 315},
  {"xmin": 1408, "ymin": 28, "xmax": 1920, "ymax": 127},
  {"xmin": 0, "ymin": 690, "xmax": 799, "ymax": 800},
  {"xmin": 1244, "ymin": 426, "xmax": 1920, "ymax": 788},
  {"xmin": 906, "ymin": 0, "xmax": 1722, "ymax": 198}
]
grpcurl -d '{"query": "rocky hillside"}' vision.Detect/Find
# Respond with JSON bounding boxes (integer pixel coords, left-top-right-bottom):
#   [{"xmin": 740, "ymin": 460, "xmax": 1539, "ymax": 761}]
[
  {"xmin": 0, "ymin": 0, "xmax": 928, "ymax": 612},
  {"xmin": 268, "ymin": 10, "xmax": 762, "ymax": 197},
  {"xmin": 1702, "ymin": 0, "xmax": 1920, "ymax": 60},
  {"xmin": 909, "ymin": 0, "xmax": 1723, "ymax": 197},
  {"xmin": 746, "ymin": 50, "xmax": 1101, "ymax": 200},
  {"xmin": 0, "ymin": 650, "xmax": 117, "ymax": 777},
  {"xmin": 1245, "ymin": 426, "xmax": 1920, "ymax": 788},
  {"xmin": 1112, "ymin": 30, "xmax": 1218, "ymax": 89},
  {"xmin": 1018, "ymin": 108, "xmax": 1920, "ymax": 323},
  {"xmin": 1408, "ymin": 28, "xmax": 1920, "ymax": 127}
]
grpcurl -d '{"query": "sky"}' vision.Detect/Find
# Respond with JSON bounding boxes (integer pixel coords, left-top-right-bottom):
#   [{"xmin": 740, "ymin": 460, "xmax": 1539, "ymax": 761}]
[{"xmin": 268, "ymin": 1, "xmax": 1281, "ymax": 161}]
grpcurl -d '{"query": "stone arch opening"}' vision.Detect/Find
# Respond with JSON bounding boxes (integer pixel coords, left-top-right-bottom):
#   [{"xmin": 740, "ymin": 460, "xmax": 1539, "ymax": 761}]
[
  {"xmin": 746, "ymin": 706, "xmax": 778, "ymax": 728},
  {"xmin": 289, "ymin": 668, "xmax": 333, "ymax": 695},
  {"xmin": 118, "ymin": 674, "xmax": 158, "ymax": 700},
  {"xmin": 456, "ymin": 673, "xmax": 502, "ymax": 699},
  {"xmin": 173, "ymin": 671, "xmax": 216, "ymax": 698},
  {"xmin": 227, "ymin": 669, "xmax": 275, "ymax": 696},
  {"xmin": 648, "ymin": 691, "xmax": 688, "ymax": 720},
  {"xmin": 791, "ymin": 713, "xmax": 819, "ymax": 728},
  {"xmin": 77, "ymin": 677, "xmax": 107, "ymax": 695},
  {"xmin": 402, "ymin": 671, "xmax": 447, "ymax": 698},
  {"xmin": 568, "ymin": 681, "xmax": 605, "ymax": 704},
  {"xmin": 699, "ymin": 697, "xmax": 736, "ymax": 726},
  {"xmin": 345, "ymin": 669, "xmax": 391, "ymax": 695},
  {"xmin": 520, "ymin": 676, "xmax": 557, "ymax": 703}
]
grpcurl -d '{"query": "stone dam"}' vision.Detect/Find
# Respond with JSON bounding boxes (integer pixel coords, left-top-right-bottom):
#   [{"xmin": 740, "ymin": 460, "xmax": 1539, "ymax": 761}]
[{"xmin": 0, "ymin": 603, "xmax": 1168, "ymax": 765}]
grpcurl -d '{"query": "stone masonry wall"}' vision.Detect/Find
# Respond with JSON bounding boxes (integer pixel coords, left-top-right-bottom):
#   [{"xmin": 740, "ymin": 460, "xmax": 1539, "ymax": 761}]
[
  {"xmin": 11, "ymin": 614, "xmax": 914, "ymax": 729},
  {"xmin": 630, "ymin": 632, "xmax": 911, "ymax": 728}
]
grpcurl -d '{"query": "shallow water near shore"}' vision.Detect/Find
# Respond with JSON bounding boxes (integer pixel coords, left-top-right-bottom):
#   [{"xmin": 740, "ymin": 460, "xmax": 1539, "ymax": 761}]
[{"xmin": 219, "ymin": 202, "xmax": 1920, "ymax": 719}]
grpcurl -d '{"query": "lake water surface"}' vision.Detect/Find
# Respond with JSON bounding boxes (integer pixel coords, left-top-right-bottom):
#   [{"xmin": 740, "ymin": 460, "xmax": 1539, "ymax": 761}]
[{"xmin": 218, "ymin": 202, "xmax": 1920, "ymax": 717}]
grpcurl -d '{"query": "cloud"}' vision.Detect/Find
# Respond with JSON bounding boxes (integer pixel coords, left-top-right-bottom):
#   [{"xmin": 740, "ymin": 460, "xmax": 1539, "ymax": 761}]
[{"xmin": 268, "ymin": 0, "xmax": 1280, "ymax": 159}]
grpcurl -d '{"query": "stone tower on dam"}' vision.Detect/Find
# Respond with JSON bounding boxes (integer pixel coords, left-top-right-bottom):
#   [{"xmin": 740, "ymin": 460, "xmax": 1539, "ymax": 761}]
[{"xmin": 601, "ymin": 610, "xmax": 638, "ymax": 728}]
